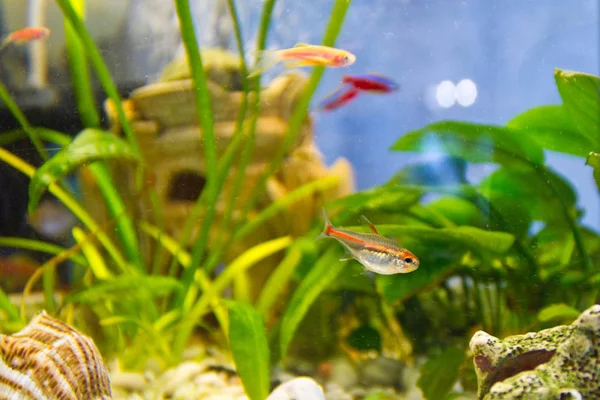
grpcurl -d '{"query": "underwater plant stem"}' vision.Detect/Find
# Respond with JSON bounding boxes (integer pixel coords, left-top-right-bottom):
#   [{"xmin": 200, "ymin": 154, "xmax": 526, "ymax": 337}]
[
  {"xmin": 0, "ymin": 237, "xmax": 87, "ymax": 266},
  {"xmin": 63, "ymin": 0, "xmax": 100, "ymax": 128},
  {"xmin": 0, "ymin": 81, "xmax": 48, "ymax": 160},
  {"xmin": 173, "ymin": 0, "xmax": 219, "ymax": 308},
  {"xmin": 166, "ymin": 0, "xmax": 252, "ymax": 282},
  {"xmin": 88, "ymin": 163, "xmax": 144, "ymax": 270},
  {"xmin": 54, "ymin": 0, "xmax": 142, "ymax": 158},
  {"xmin": 61, "ymin": 0, "xmax": 143, "ymax": 271},
  {"xmin": 240, "ymin": 0, "xmax": 353, "ymax": 222},
  {"xmin": 256, "ymin": 0, "xmax": 277, "ymax": 53},
  {"xmin": 209, "ymin": 0, "xmax": 254, "ymax": 272},
  {"xmin": 0, "ymin": 148, "xmax": 128, "ymax": 273}
]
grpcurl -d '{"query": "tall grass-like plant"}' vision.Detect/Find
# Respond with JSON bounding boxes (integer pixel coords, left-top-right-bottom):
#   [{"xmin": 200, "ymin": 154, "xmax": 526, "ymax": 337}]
[{"xmin": 0, "ymin": 0, "xmax": 356, "ymax": 372}]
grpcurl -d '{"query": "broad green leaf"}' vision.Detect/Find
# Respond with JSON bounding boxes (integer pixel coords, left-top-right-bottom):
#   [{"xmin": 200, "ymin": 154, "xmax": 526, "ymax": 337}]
[
  {"xmin": 417, "ymin": 347, "xmax": 465, "ymax": 400},
  {"xmin": 228, "ymin": 301, "xmax": 270, "ymax": 400},
  {"xmin": 357, "ymin": 225, "xmax": 515, "ymax": 254},
  {"xmin": 327, "ymin": 186, "xmax": 422, "ymax": 223},
  {"xmin": 426, "ymin": 197, "xmax": 489, "ymax": 228},
  {"xmin": 28, "ymin": 128, "xmax": 140, "ymax": 213},
  {"xmin": 480, "ymin": 166, "xmax": 576, "ymax": 225},
  {"xmin": 280, "ymin": 247, "xmax": 345, "ymax": 358},
  {"xmin": 377, "ymin": 253, "xmax": 457, "ymax": 303},
  {"xmin": 393, "ymin": 156, "xmax": 468, "ymax": 186},
  {"xmin": 554, "ymin": 68, "xmax": 600, "ymax": 145},
  {"xmin": 586, "ymin": 152, "xmax": 600, "ymax": 191},
  {"xmin": 66, "ymin": 275, "xmax": 182, "ymax": 305},
  {"xmin": 507, "ymin": 105, "xmax": 594, "ymax": 158},
  {"xmin": 391, "ymin": 121, "xmax": 544, "ymax": 166},
  {"xmin": 374, "ymin": 225, "xmax": 514, "ymax": 304},
  {"xmin": 538, "ymin": 303, "xmax": 580, "ymax": 323}
]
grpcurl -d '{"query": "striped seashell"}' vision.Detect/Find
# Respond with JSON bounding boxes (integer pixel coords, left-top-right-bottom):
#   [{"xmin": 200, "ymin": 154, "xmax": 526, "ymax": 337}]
[{"xmin": 0, "ymin": 311, "xmax": 112, "ymax": 399}]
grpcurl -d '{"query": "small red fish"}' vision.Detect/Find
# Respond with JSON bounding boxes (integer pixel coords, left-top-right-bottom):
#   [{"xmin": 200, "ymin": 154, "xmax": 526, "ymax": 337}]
[
  {"xmin": 342, "ymin": 73, "xmax": 400, "ymax": 93},
  {"xmin": 318, "ymin": 209, "xmax": 419, "ymax": 275},
  {"xmin": 317, "ymin": 85, "xmax": 360, "ymax": 111},
  {"xmin": 1, "ymin": 27, "xmax": 50, "ymax": 50}
]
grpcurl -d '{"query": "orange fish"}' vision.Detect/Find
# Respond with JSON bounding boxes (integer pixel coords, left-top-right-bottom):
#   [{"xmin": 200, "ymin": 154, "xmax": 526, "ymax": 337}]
[
  {"xmin": 1, "ymin": 27, "xmax": 50, "ymax": 50},
  {"xmin": 249, "ymin": 43, "xmax": 356, "ymax": 77},
  {"xmin": 318, "ymin": 209, "xmax": 419, "ymax": 275}
]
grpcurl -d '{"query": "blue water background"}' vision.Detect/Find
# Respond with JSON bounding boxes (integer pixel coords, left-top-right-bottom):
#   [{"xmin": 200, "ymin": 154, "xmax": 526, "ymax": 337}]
[{"xmin": 225, "ymin": 0, "xmax": 599, "ymax": 229}]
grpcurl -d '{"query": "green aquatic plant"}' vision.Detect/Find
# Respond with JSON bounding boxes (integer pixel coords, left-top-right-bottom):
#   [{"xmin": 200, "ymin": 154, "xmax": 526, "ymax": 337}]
[
  {"xmin": 0, "ymin": 0, "xmax": 598, "ymax": 398},
  {"xmin": 0, "ymin": 0, "xmax": 353, "ymax": 379}
]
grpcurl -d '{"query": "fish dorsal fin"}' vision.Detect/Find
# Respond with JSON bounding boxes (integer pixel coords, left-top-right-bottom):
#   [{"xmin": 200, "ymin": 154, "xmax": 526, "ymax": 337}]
[
  {"xmin": 360, "ymin": 215, "xmax": 379, "ymax": 234},
  {"xmin": 294, "ymin": 42, "xmax": 311, "ymax": 47}
]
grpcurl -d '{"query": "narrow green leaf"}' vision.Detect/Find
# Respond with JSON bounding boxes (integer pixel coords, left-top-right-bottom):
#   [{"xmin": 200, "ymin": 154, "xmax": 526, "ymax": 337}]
[
  {"xmin": 174, "ymin": 0, "xmax": 219, "ymax": 308},
  {"xmin": 507, "ymin": 105, "xmax": 594, "ymax": 158},
  {"xmin": 554, "ymin": 68, "xmax": 600, "ymax": 145},
  {"xmin": 256, "ymin": 241, "xmax": 304, "ymax": 314},
  {"xmin": 417, "ymin": 347, "xmax": 465, "ymax": 400},
  {"xmin": 173, "ymin": 236, "xmax": 292, "ymax": 358},
  {"xmin": 228, "ymin": 301, "xmax": 270, "ymax": 400},
  {"xmin": 280, "ymin": 247, "xmax": 345, "ymax": 359},
  {"xmin": 538, "ymin": 303, "xmax": 581, "ymax": 323},
  {"xmin": 28, "ymin": 129, "xmax": 140, "ymax": 214},
  {"xmin": 586, "ymin": 152, "xmax": 600, "ymax": 191},
  {"xmin": 391, "ymin": 121, "xmax": 545, "ymax": 166},
  {"xmin": 235, "ymin": 176, "xmax": 340, "ymax": 241},
  {"xmin": 0, "ymin": 81, "xmax": 48, "ymax": 160},
  {"xmin": 66, "ymin": 275, "xmax": 182, "ymax": 305}
]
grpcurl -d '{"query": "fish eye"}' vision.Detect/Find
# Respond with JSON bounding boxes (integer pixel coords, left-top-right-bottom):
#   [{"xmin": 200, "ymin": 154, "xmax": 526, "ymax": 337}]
[
  {"xmin": 403, "ymin": 257, "xmax": 414, "ymax": 264},
  {"xmin": 343, "ymin": 56, "xmax": 349, "ymax": 62}
]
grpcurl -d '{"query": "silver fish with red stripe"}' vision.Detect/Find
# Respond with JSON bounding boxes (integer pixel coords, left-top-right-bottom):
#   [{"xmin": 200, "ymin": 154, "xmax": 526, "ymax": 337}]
[{"xmin": 318, "ymin": 209, "xmax": 419, "ymax": 275}]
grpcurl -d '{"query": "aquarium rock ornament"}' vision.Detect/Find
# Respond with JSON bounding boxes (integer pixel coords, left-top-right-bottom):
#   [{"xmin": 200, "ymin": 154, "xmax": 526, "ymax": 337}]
[
  {"xmin": 0, "ymin": 311, "xmax": 112, "ymax": 399},
  {"xmin": 469, "ymin": 304, "xmax": 600, "ymax": 400},
  {"xmin": 97, "ymin": 47, "xmax": 354, "ymax": 282}
]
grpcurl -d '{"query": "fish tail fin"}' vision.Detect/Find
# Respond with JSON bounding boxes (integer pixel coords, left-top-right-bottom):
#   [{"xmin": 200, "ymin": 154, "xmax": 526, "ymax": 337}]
[
  {"xmin": 315, "ymin": 207, "xmax": 335, "ymax": 241},
  {"xmin": 248, "ymin": 49, "xmax": 281, "ymax": 78}
]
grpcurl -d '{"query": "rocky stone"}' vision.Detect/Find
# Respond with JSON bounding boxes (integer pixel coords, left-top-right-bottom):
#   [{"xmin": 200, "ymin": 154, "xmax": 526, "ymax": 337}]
[{"xmin": 470, "ymin": 304, "xmax": 600, "ymax": 400}]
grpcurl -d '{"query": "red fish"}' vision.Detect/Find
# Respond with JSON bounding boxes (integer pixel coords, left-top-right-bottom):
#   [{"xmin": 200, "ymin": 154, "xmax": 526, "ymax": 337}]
[
  {"xmin": 318, "ymin": 209, "xmax": 419, "ymax": 275},
  {"xmin": 1, "ymin": 27, "xmax": 50, "ymax": 50},
  {"xmin": 342, "ymin": 73, "xmax": 400, "ymax": 93},
  {"xmin": 317, "ymin": 85, "xmax": 360, "ymax": 111}
]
